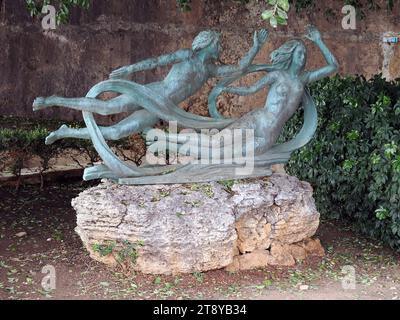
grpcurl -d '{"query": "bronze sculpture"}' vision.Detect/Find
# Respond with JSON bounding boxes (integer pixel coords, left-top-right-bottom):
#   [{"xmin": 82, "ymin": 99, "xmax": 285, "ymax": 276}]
[{"xmin": 33, "ymin": 26, "xmax": 338, "ymax": 184}]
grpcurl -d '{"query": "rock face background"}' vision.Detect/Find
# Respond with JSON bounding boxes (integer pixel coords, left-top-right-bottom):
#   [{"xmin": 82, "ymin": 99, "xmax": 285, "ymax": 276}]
[
  {"xmin": 72, "ymin": 173, "xmax": 323, "ymax": 274},
  {"xmin": 1, "ymin": 0, "xmax": 399, "ymax": 124}
]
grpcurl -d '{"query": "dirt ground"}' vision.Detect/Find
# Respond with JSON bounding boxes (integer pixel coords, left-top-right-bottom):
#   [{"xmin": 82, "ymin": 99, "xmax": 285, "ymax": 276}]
[{"xmin": 0, "ymin": 181, "xmax": 399, "ymax": 300}]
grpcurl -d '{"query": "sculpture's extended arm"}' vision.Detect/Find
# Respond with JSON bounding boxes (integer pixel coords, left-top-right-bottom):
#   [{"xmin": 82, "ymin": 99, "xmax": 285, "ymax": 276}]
[
  {"xmin": 110, "ymin": 49, "xmax": 191, "ymax": 79},
  {"xmin": 212, "ymin": 29, "xmax": 269, "ymax": 78},
  {"xmin": 303, "ymin": 26, "xmax": 339, "ymax": 84},
  {"xmin": 223, "ymin": 72, "xmax": 277, "ymax": 96}
]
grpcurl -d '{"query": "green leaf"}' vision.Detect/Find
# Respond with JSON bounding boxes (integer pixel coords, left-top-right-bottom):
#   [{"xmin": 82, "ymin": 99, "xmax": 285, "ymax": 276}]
[
  {"xmin": 277, "ymin": 7, "xmax": 288, "ymax": 19},
  {"xmin": 282, "ymin": 74, "xmax": 400, "ymax": 250},
  {"xmin": 277, "ymin": 0, "xmax": 290, "ymax": 11},
  {"xmin": 276, "ymin": 15, "xmax": 287, "ymax": 25},
  {"xmin": 269, "ymin": 16, "xmax": 278, "ymax": 28},
  {"xmin": 261, "ymin": 9, "xmax": 274, "ymax": 20}
]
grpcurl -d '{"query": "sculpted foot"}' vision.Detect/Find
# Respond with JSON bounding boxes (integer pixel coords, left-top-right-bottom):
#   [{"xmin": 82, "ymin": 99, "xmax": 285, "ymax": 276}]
[
  {"xmin": 33, "ymin": 97, "xmax": 48, "ymax": 111},
  {"xmin": 33, "ymin": 96, "xmax": 58, "ymax": 111},
  {"xmin": 33, "ymin": 97, "xmax": 54, "ymax": 111},
  {"xmin": 45, "ymin": 124, "xmax": 69, "ymax": 145}
]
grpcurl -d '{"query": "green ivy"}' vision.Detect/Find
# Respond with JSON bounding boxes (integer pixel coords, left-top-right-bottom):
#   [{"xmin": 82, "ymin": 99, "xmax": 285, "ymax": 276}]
[{"xmin": 279, "ymin": 75, "xmax": 400, "ymax": 250}]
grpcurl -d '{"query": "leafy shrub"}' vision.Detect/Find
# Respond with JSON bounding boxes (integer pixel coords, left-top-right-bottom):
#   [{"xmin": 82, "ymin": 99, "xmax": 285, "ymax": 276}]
[
  {"xmin": 0, "ymin": 125, "xmax": 96, "ymax": 188},
  {"xmin": 0, "ymin": 119, "xmax": 145, "ymax": 189},
  {"xmin": 281, "ymin": 75, "xmax": 400, "ymax": 250}
]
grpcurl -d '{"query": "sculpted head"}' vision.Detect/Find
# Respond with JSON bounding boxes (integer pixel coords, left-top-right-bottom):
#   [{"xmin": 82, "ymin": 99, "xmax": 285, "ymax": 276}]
[
  {"xmin": 270, "ymin": 39, "xmax": 307, "ymax": 73},
  {"xmin": 192, "ymin": 31, "xmax": 221, "ymax": 60}
]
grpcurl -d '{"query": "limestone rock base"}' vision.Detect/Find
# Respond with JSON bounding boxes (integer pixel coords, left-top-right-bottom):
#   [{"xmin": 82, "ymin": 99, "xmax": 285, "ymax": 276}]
[{"xmin": 72, "ymin": 174, "xmax": 322, "ymax": 274}]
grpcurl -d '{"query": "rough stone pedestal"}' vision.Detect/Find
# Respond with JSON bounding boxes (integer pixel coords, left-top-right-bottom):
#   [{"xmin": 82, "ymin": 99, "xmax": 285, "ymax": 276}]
[{"xmin": 72, "ymin": 174, "xmax": 324, "ymax": 275}]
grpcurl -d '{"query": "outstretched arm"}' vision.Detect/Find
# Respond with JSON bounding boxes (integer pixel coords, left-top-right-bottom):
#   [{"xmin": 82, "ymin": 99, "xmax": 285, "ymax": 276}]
[
  {"xmin": 303, "ymin": 26, "xmax": 339, "ymax": 84},
  {"xmin": 109, "ymin": 49, "xmax": 191, "ymax": 79},
  {"xmin": 212, "ymin": 29, "xmax": 269, "ymax": 78},
  {"xmin": 223, "ymin": 72, "xmax": 277, "ymax": 96}
]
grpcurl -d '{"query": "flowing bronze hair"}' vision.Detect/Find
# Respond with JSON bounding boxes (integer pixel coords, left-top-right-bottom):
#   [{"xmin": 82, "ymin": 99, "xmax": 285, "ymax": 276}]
[
  {"xmin": 270, "ymin": 39, "xmax": 306, "ymax": 70},
  {"xmin": 192, "ymin": 31, "xmax": 220, "ymax": 52}
]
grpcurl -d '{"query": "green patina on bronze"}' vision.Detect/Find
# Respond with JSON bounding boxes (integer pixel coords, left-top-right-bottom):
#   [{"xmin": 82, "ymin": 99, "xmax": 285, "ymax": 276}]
[{"xmin": 33, "ymin": 26, "xmax": 338, "ymax": 184}]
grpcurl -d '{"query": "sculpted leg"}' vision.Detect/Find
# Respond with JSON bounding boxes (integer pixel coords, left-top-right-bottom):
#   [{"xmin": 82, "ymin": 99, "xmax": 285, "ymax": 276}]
[
  {"xmin": 33, "ymin": 94, "xmax": 140, "ymax": 116},
  {"xmin": 45, "ymin": 109, "xmax": 159, "ymax": 145}
]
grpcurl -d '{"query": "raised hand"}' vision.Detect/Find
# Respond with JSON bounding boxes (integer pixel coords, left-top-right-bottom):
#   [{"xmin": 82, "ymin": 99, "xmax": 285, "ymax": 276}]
[
  {"xmin": 109, "ymin": 65, "xmax": 132, "ymax": 79},
  {"xmin": 305, "ymin": 25, "xmax": 322, "ymax": 43},
  {"xmin": 253, "ymin": 29, "xmax": 269, "ymax": 49}
]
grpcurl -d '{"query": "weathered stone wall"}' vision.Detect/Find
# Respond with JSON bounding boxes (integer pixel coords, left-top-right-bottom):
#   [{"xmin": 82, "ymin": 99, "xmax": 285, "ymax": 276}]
[{"xmin": 0, "ymin": 0, "xmax": 399, "ymax": 124}]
